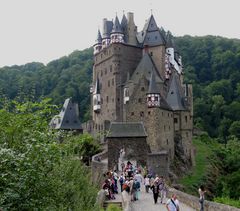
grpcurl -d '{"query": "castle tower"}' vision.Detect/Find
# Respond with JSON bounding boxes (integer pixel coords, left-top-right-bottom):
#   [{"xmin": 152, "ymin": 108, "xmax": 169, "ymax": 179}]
[
  {"xmin": 147, "ymin": 70, "xmax": 160, "ymax": 107},
  {"xmin": 102, "ymin": 18, "xmax": 113, "ymax": 48},
  {"xmin": 138, "ymin": 15, "xmax": 166, "ymax": 79},
  {"xmin": 111, "ymin": 16, "xmax": 124, "ymax": 43},
  {"xmin": 166, "ymin": 31, "xmax": 183, "ymax": 75},
  {"xmin": 93, "ymin": 30, "xmax": 102, "ymax": 55},
  {"xmin": 127, "ymin": 12, "xmax": 137, "ymax": 46}
]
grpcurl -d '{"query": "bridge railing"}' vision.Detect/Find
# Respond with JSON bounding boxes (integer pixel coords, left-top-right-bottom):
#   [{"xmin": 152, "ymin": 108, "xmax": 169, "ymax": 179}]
[
  {"xmin": 91, "ymin": 149, "xmax": 108, "ymax": 186},
  {"xmin": 168, "ymin": 187, "xmax": 240, "ymax": 211}
]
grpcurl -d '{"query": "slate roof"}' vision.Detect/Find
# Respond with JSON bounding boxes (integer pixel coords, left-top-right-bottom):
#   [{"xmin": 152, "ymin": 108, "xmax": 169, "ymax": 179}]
[
  {"xmin": 95, "ymin": 29, "xmax": 102, "ymax": 44},
  {"xmin": 107, "ymin": 122, "xmax": 147, "ymax": 138},
  {"xmin": 148, "ymin": 70, "xmax": 160, "ymax": 94},
  {"xmin": 50, "ymin": 98, "xmax": 82, "ymax": 130},
  {"xmin": 130, "ymin": 53, "xmax": 163, "ymax": 84},
  {"xmin": 166, "ymin": 73, "xmax": 186, "ymax": 111},
  {"xmin": 159, "ymin": 95, "xmax": 173, "ymax": 111},
  {"xmin": 111, "ymin": 16, "xmax": 123, "ymax": 34},
  {"xmin": 121, "ymin": 14, "xmax": 128, "ymax": 29},
  {"xmin": 102, "ymin": 19, "xmax": 113, "ymax": 39},
  {"xmin": 136, "ymin": 15, "xmax": 165, "ymax": 46}
]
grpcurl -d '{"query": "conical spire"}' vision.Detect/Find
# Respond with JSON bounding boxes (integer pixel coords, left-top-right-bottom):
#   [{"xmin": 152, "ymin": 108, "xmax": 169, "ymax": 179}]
[
  {"xmin": 148, "ymin": 69, "xmax": 160, "ymax": 94},
  {"xmin": 96, "ymin": 29, "xmax": 102, "ymax": 44},
  {"xmin": 166, "ymin": 31, "xmax": 174, "ymax": 48},
  {"xmin": 111, "ymin": 16, "xmax": 123, "ymax": 34},
  {"xmin": 121, "ymin": 14, "xmax": 128, "ymax": 29},
  {"xmin": 95, "ymin": 77, "xmax": 100, "ymax": 94},
  {"xmin": 166, "ymin": 73, "xmax": 185, "ymax": 111}
]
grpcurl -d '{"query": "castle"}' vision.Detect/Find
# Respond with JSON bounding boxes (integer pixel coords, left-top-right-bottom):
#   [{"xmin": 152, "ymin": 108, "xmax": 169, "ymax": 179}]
[{"xmin": 90, "ymin": 12, "xmax": 194, "ymax": 176}]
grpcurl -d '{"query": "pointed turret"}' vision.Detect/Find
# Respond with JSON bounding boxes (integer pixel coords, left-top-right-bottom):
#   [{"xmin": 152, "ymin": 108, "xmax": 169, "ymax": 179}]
[
  {"xmin": 111, "ymin": 16, "xmax": 124, "ymax": 43},
  {"xmin": 146, "ymin": 70, "xmax": 160, "ymax": 108},
  {"xmin": 49, "ymin": 98, "xmax": 82, "ymax": 132},
  {"xmin": 137, "ymin": 15, "xmax": 165, "ymax": 47},
  {"xmin": 121, "ymin": 14, "xmax": 128, "ymax": 29},
  {"xmin": 111, "ymin": 16, "xmax": 123, "ymax": 34},
  {"xmin": 93, "ymin": 78, "xmax": 101, "ymax": 112},
  {"xmin": 96, "ymin": 30, "xmax": 102, "ymax": 43},
  {"xmin": 93, "ymin": 30, "xmax": 102, "ymax": 55},
  {"xmin": 166, "ymin": 73, "xmax": 186, "ymax": 111}
]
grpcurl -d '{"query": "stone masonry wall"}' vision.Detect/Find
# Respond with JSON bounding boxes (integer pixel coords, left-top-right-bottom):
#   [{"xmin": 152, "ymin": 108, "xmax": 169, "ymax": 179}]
[
  {"xmin": 91, "ymin": 150, "xmax": 108, "ymax": 187},
  {"xmin": 148, "ymin": 45, "xmax": 166, "ymax": 79},
  {"xmin": 125, "ymin": 79, "xmax": 175, "ymax": 159},
  {"xmin": 168, "ymin": 188, "xmax": 240, "ymax": 211},
  {"xmin": 92, "ymin": 43, "xmax": 142, "ymax": 134},
  {"xmin": 147, "ymin": 152, "xmax": 169, "ymax": 177},
  {"xmin": 107, "ymin": 137, "xmax": 150, "ymax": 170}
]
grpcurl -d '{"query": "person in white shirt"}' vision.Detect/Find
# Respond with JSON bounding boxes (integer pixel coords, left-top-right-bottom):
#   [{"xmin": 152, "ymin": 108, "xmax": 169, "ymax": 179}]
[
  {"xmin": 144, "ymin": 175, "xmax": 150, "ymax": 193},
  {"xmin": 166, "ymin": 194, "xmax": 180, "ymax": 211}
]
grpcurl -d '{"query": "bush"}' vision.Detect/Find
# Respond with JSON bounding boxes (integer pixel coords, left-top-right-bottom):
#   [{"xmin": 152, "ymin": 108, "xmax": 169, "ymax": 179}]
[{"xmin": 106, "ymin": 204, "xmax": 122, "ymax": 211}]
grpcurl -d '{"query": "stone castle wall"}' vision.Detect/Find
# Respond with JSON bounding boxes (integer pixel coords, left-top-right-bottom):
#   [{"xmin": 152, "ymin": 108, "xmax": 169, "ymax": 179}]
[
  {"xmin": 92, "ymin": 43, "xmax": 142, "ymax": 133},
  {"xmin": 91, "ymin": 150, "xmax": 108, "ymax": 187},
  {"xmin": 107, "ymin": 137, "xmax": 150, "ymax": 170}
]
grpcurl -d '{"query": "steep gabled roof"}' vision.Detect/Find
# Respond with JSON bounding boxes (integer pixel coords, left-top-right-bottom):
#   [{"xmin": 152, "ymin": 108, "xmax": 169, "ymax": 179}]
[
  {"xmin": 107, "ymin": 122, "xmax": 147, "ymax": 138},
  {"xmin": 166, "ymin": 73, "xmax": 186, "ymax": 111},
  {"xmin": 136, "ymin": 15, "xmax": 165, "ymax": 46},
  {"xmin": 121, "ymin": 14, "xmax": 128, "ymax": 30},
  {"xmin": 95, "ymin": 29, "xmax": 102, "ymax": 44},
  {"xmin": 130, "ymin": 53, "xmax": 163, "ymax": 84},
  {"xmin": 111, "ymin": 16, "xmax": 123, "ymax": 34},
  {"xmin": 50, "ymin": 98, "xmax": 82, "ymax": 130},
  {"xmin": 147, "ymin": 70, "xmax": 160, "ymax": 94}
]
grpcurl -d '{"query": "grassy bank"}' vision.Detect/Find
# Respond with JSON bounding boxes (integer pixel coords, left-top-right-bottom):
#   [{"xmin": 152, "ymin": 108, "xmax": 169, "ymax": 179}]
[{"xmin": 179, "ymin": 136, "xmax": 214, "ymax": 195}]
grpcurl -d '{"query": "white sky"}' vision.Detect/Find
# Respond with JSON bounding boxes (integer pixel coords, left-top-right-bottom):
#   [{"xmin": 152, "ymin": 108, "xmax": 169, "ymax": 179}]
[{"xmin": 0, "ymin": 0, "xmax": 239, "ymax": 67}]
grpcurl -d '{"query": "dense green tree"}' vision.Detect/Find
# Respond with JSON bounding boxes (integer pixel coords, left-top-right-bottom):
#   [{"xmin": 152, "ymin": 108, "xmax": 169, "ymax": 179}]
[{"xmin": 0, "ymin": 99, "xmax": 99, "ymax": 210}]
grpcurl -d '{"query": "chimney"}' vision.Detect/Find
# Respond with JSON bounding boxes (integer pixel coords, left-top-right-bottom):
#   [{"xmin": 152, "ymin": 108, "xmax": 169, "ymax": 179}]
[{"xmin": 127, "ymin": 12, "xmax": 134, "ymax": 23}]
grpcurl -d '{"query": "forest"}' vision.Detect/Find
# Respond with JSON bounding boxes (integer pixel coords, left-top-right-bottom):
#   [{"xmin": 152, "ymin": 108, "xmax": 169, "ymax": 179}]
[{"xmin": 0, "ymin": 35, "xmax": 240, "ymax": 208}]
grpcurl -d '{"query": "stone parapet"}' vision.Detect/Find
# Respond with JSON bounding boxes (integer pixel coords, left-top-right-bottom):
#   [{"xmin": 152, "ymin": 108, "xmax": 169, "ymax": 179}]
[
  {"xmin": 168, "ymin": 188, "xmax": 240, "ymax": 211},
  {"xmin": 91, "ymin": 150, "xmax": 108, "ymax": 186}
]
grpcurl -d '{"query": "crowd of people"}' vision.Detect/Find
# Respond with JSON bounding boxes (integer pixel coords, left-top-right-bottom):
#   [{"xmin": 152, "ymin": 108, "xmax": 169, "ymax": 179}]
[
  {"xmin": 101, "ymin": 161, "xmax": 207, "ymax": 211},
  {"xmin": 101, "ymin": 161, "xmax": 180, "ymax": 209}
]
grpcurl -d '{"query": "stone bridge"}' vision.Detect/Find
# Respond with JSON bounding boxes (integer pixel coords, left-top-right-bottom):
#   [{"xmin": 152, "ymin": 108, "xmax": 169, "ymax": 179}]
[{"xmin": 92, "ymin": 152, "xmax": 240, "ymax": 211}]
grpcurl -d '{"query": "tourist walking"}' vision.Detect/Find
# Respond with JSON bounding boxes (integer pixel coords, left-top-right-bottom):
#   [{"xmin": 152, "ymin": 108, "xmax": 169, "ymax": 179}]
[
  {"xmin": 198, "ymin": 185, "xmax": 206, "ymax": 211},
  {"xmin": 151, "ymin": 177, "xmax": 160, "ymax": 204},
  {"xmin": 159, "ymin": 177, "xmax": 167, "ymax": 204},
  {"xmin": 119, "ymin": 173, "xmax": 125, "ymax": 192},
  {"xmin": 166, "ymin": 194, "xmax": 180, "ymax": 211},
  {"xmin": 144, "ymin": 175, "xmax": 150, "ymax": 193}
]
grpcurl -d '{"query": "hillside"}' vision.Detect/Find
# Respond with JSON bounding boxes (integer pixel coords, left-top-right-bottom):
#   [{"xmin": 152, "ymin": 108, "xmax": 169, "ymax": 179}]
[
  {"xmin": 0, "ymin": 35, "xmax": 240, "ymax": 137},
  {"xmin": 1, "ymin": 35, "xmax": 240, "ymax": 207}
]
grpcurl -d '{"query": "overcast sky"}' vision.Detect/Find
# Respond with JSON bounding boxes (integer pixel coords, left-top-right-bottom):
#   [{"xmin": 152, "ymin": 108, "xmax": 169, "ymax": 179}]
[{"xmin": 0, "ymin": 0, "xmax": 239, "ymax": 67}]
